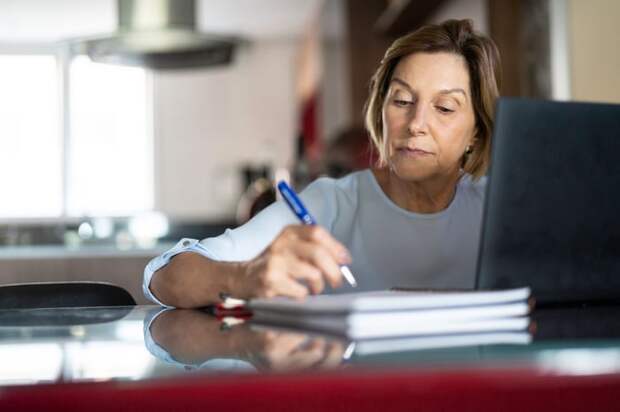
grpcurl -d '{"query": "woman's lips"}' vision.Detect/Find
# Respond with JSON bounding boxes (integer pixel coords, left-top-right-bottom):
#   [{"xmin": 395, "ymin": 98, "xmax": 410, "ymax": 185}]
[{"xmin": 397, "ymin": 147, "xmax": 433, "ymax": 156}]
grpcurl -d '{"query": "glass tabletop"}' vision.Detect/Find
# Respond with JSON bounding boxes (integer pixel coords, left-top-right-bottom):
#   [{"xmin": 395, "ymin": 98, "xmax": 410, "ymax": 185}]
[{"xmin": 1, "ymin": 304, "xmax": 620, "ymax": 387}]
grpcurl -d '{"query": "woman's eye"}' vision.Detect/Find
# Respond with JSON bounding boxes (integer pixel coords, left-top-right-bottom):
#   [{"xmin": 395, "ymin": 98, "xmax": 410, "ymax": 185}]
[
  {"xmin": 436, "ymin": 106, "xmax": 454, "ymax": 114},
  {"xmin": 394, "ymin": 99, "xmax": 411, "ymax": 107}
]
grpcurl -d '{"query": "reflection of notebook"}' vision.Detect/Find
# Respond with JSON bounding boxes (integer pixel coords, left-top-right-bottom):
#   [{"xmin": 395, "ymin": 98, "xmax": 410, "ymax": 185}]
[
  {"xmin": 352, "ymin": 332, "xmax": 532, "ymax": 356},
  {"xmin": 249, "ymin": 287, "xmax": 531, "ymax": 339}
]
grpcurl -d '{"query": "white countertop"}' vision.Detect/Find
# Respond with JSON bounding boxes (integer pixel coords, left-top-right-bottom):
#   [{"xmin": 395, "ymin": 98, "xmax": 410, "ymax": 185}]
[{"xmin": 0, "ymin": 242, "xmax": 174, "ymax": 260}]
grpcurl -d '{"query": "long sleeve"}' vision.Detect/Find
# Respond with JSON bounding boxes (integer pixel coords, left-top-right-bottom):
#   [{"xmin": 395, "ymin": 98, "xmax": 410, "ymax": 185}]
[{"xmin": 143, "ymin": 177, "xmax": 339, "ymax": 305}]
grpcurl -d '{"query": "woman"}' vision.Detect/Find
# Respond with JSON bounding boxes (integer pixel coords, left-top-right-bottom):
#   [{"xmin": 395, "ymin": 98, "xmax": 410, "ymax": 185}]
[{"xmin": 144, "ymin": 19, "xmax": 501, "ymax": 308}]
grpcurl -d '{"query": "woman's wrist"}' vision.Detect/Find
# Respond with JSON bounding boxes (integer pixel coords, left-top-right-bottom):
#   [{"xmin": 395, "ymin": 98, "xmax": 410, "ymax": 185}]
[{"xmin": 222, "ymin": 260, "xmax": 252, "ymax": 300}]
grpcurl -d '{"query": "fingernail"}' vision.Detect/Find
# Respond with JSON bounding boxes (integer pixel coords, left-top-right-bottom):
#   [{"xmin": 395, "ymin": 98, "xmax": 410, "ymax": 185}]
[{"xmin": 338, "ymin": 250, "xmax": 352, "ymax": 264}]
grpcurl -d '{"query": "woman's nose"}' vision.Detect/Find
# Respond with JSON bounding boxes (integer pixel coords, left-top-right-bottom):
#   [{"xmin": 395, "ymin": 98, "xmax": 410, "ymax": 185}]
[{"xmin": 407, "ymin": 104, "xmax": 428, "ymax": 136}]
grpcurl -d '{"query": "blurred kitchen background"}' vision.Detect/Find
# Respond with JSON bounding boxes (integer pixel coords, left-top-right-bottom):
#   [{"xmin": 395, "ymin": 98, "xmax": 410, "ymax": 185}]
[{"xmin": 0, "ymin": 0, "xmax": 618, "ymax": 303}]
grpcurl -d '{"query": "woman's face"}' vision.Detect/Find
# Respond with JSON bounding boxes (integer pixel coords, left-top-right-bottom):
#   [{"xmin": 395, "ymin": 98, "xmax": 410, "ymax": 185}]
[{"xmin": 382, "ymin": 52, "xmax": 477, "ymax": 182}]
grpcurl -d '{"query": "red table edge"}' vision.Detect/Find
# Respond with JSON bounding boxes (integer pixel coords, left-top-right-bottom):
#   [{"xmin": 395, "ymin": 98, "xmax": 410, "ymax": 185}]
[{"xmin": 2, "ymin": 366, "xmax": 620, "ymax": 411}]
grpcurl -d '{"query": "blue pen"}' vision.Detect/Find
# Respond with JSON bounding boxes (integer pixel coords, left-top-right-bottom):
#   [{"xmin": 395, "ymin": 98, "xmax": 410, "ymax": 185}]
[{"xmin": 277, "ymin": 180, "xmax": 357, "ymax": 287}]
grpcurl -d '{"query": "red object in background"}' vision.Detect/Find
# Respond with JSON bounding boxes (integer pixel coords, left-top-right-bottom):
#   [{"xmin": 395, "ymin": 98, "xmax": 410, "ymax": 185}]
[
  {"xmin": 323, "ymin": 126, "xmax": 378, "ymax": 177},
  {"xmin": 2, "ymin": 367, "xmax": 620, "ymax": 412},
  {"xmin": 301, "ymin": 93, "xmax": 323, "ymax": 162},
  {"xmin": 300, "ymin": 93, "xmax": 378, "ymax": 179}
]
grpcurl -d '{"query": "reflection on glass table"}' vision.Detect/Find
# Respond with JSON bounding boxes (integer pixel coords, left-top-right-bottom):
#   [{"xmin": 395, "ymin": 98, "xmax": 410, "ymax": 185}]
[
  {"xmin": 147, "ymin": 309, "xmax": 346, "ymax": 373},
  {"xmin": 0, "ymin": 306, "xmax": 148, "ymax": 385},
  {"xmin": 1, "ymin": 304, "xmax": 620, "ymax": 387}
]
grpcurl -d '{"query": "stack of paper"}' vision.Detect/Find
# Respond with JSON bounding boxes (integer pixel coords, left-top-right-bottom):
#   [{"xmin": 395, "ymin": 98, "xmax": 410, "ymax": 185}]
[{"xmin": 249, "ymin": 287, "xmax": 531, "ymax": 340}]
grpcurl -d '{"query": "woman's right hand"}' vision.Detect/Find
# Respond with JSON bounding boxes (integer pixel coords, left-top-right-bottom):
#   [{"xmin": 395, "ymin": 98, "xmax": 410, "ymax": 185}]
[
  {"xmin": 236, "ymin": 225, "xmax": 352, "ymax": 299},
  {"xmin": 245, "ymin": 329, "xmax": 345, "ymax": 372}
]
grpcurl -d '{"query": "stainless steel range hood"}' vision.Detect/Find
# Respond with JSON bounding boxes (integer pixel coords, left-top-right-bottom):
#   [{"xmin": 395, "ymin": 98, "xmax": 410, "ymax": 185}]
[{"xmin": 73, "ymin": 0, "xmax": 241, "ymax": 70}]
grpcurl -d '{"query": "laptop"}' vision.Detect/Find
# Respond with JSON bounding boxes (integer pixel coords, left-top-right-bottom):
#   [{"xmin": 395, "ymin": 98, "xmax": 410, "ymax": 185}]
[{"xmin": 476, "ymin": 98, "xmax": 620, "ymax": 304}]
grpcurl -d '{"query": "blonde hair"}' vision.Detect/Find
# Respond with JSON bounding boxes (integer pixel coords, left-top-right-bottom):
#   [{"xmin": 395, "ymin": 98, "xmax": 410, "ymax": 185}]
[{"xmin": 364, "ymin": 19, "xmax": 501, "ymax": 180}]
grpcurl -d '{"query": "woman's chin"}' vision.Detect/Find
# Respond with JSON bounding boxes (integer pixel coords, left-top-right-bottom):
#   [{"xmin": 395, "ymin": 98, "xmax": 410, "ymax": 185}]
[{"xmin": 390, "ymin": 159, "xmax": 437, "ymax": 182}]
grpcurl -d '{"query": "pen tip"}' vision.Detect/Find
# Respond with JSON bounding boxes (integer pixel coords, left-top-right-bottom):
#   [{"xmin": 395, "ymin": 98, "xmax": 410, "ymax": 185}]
[{"xmin": 340, "ymin": 266, "xmax": 357, "ymax": 287}]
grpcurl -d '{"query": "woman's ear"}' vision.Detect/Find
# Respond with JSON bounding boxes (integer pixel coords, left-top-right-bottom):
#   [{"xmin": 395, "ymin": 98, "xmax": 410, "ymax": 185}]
[
  {"xmin": 469, "ymin": 128, "xmax": 480, "ymax": 151},
  {"xmin": 464, "ymin": 131, "xmax": 478, "ymax": 157}
]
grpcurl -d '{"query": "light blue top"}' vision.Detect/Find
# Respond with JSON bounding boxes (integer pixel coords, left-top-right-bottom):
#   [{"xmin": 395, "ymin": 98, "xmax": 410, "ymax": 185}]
[{"xmin": 144, "ymin": 169, "xmax": 487, "ymax": 306}]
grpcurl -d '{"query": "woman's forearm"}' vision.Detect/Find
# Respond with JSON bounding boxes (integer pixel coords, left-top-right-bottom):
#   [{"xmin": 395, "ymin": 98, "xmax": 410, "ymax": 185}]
[
  {"xmin": 150, "ymin": 225, "xmax": 349, "ymax": 307},
  {"xmin": 149, "ymin": 252, "xmax": 246, "ymax": 308}
]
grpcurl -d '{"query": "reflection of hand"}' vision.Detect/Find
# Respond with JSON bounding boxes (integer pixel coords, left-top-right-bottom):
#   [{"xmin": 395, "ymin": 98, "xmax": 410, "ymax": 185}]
[
  {"xmin": 243, "ymin": 329, "xmax": 345, "ymax": 372},
  {"xmin": 149, "ymin": 309, "xmax": 345, "ymax": 372},
  {"xmin": 237, "ymin": 225, "xmax": 352, "ymax": 299},
  {"xmin": 150, "ymin": 309, "xmax": 239, "ymax": 366}
]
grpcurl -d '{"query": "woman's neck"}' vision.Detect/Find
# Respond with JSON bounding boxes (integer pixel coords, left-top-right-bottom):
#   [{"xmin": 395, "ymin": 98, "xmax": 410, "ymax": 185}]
[{"xmin": 372, "ymin": 167, "xmax": 462, "ymax": 214}]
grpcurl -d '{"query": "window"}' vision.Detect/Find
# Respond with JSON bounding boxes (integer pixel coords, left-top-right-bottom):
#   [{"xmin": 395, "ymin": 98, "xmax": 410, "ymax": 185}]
[
  {"xmin": 68, "ymin": 56, "xmax": 152, "ymax": 216},
  {"xmin": 0, "ymin": 53, "xmax": 153, "ymax": 220},
  {"xmin": 0, "ymin": 55, "xmax": 62, "ymax": 218}
]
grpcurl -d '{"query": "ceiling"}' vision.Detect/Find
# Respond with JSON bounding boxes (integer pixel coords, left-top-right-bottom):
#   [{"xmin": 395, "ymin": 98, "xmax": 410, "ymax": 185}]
[{"xmin": 0, "ymin": 0, "xmax": 325, "ymax": 44}]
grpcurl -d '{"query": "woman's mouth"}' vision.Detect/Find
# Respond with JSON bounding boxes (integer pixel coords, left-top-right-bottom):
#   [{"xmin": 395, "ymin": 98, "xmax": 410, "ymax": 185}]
[{"xmin": 397, "ymin": 147, "xmax": 433, "ymax": 157}]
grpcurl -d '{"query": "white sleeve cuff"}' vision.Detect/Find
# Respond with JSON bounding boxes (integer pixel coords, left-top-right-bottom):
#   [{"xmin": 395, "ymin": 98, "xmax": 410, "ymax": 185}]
[{"xmin": 143, "ymin": 238, "xmax": 218, "ymax": 307}]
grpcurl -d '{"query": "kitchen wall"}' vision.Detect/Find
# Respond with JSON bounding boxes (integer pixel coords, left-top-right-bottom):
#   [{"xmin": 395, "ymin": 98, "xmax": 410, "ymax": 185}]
[
  {"xmin": 152, "ymin": 1, "xmax": 351, "ymax": 221},
  {"xmin": 319, "ymin": 0, "xmax": 352, "ymax": 144},
  {"xmin": 568, "ymin": 0, "xmax": 620, "ymax": 103},
  {"xmin": 152, "ymin": 40, "xmax": 299, "ymax": 221},
  {"xmin": 430, "ymin": 0, "xmax": 620, "ymax": 105},
  {"xmin": 428, "ymin": 0, "xmax": 489, "ymax": 34}
]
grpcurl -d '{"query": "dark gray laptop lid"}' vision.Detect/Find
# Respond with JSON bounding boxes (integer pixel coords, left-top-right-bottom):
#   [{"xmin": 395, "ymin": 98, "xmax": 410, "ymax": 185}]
[{"xmin": 476, "ymin": 98, "xmax": 620, "ymax": 303}]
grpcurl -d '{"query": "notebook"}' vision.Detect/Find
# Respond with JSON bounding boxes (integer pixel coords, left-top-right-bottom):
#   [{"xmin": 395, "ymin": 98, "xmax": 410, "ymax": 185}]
[
  {"xmin": 248, "ymin": 287, "xmax": 531, "ymax": 339},
  {"xmin": 248, "ymin": 287, "xmax": 531, "ymax": 314}
]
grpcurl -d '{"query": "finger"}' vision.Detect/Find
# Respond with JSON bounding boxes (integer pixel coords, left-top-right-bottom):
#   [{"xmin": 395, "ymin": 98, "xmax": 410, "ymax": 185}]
[
  {"xmin": 285, "ymin": 344, "xmax": 326, "ymax": 371},
  {"xmin": 317, "ymin": 341, "xmax": 346, "ymax": 368},
  {"xmin": 296, "ymin": 226, "xmax": 352, "ymax": 265},
  {"xmin": 274, "ymin": 276, "xmax": 310, "ymax": 300},
  {"xmin": 286, "ymin": 259, "xmax": 325, "ymax": 294},
  {"xmin": 272, "ymin": 333, "xmax": 310, "ymax": 355},
  {"xmin": 250, "ymin": 253, "xmax": 308, "ymax": 299},
  {"xmin": 290, "ymin": 241, "xmax": 343, "ymax": 289},
  {"xmin": 277, "ymin": 225, "xmax": 350, "ymax": 289}
]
